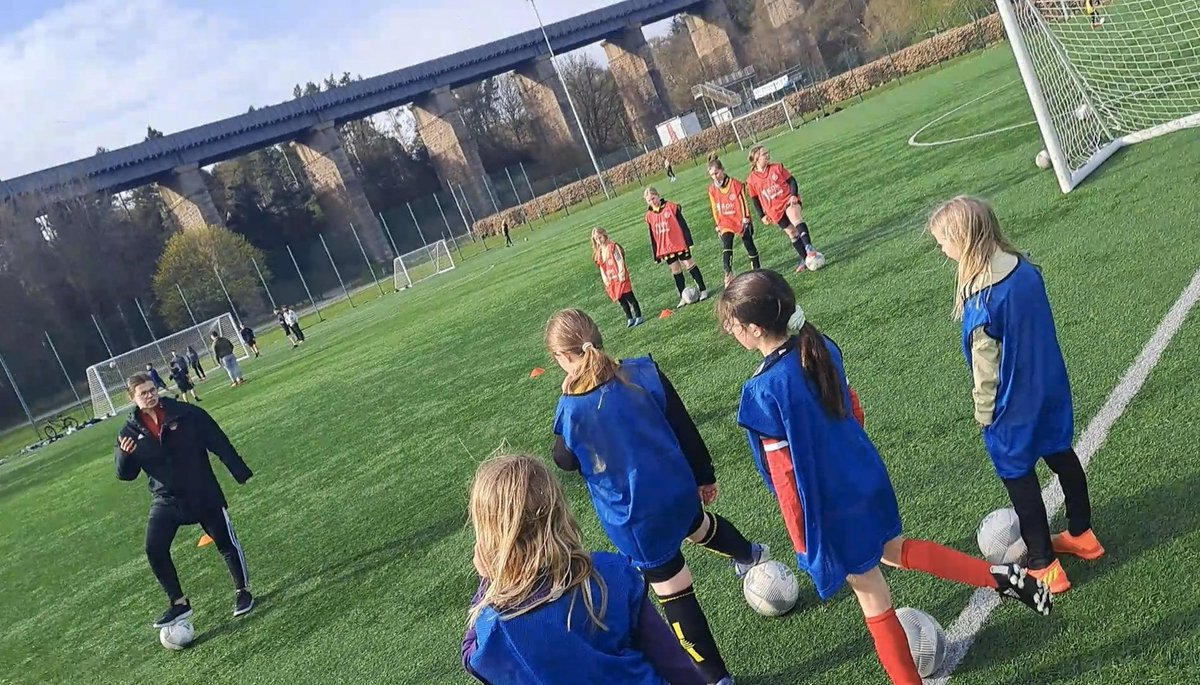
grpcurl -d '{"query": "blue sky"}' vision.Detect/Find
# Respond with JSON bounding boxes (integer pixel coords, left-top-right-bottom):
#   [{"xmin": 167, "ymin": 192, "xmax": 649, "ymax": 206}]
[{"xmin": 0, "ymin": 0, "xmax": 671, "ymax": 179}]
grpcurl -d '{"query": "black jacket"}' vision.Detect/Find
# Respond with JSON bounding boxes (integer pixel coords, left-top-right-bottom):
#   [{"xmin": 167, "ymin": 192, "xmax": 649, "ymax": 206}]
[{"xmin": 115, "ymin": 397, "xmax": 252, "ymax": 509}]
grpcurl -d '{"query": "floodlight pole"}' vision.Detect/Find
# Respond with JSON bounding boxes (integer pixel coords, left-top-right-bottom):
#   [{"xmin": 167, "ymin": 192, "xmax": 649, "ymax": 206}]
[{"xmin": 526, "ymin": 0, "xmax": 611, "ymax": 199}]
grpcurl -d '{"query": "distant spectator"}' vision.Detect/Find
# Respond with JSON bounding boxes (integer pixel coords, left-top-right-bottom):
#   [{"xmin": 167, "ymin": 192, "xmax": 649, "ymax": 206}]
[
  {"xmin": 145, "ymin": 363, "xmax": 168, "ymax": 390},
  {"xmin": 211, "ymin": 331, "xmax": 244, "ymax": 387},
  {"xmin": 239, "ymin": 324, "xmax": 260, "ymax": 357},
  {"xmin": 664, "ymin": 158, "xmax": 677, "ymax": 183},
  {"xmin": 185, "ymin": 345, "xmax": 206, "ymax": 380},
  {"xmin": 275, "ymin": 309, "xmax": 298, "ymax": 349},
  {"xmin": 503, "ymin": 221, "xmax": 513, "ymax": 247},
  {"xmin": 283, "ymin": 307, "xmax": 305, "ymax": 344}
]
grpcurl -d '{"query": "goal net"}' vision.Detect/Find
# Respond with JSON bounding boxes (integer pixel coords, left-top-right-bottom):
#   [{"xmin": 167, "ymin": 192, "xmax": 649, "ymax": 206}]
[
  {"xmin": 729, "ymin": 99, "xmax": 797, "ymax": 150},
  {"xmin": 393, "ymin": 239, "xmax": 456, "ymax": 290},
  {"xmin": 998, "ymin": 0, "xmax": 1200, "ymax": 192},
  {"xmin": 85, "ymin": 313, "xmax": 248, "ymax": 418}
]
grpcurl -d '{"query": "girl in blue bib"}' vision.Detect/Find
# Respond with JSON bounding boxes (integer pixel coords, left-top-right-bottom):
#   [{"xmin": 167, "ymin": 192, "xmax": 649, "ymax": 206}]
[{"xmin": 717, "ymin": 270, "xmax": 1051, "ymax": 685}]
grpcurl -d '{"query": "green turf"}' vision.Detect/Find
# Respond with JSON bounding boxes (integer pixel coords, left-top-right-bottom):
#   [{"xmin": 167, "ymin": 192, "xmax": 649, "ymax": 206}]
[{"xmin": 3, "ymin": 44, "xmax": 1199, "ymax": 685}]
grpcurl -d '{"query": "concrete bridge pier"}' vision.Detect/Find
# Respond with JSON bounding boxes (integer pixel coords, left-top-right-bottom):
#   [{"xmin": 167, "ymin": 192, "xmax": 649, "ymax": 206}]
[
  {"xmin": 513, "ymin": 55, "xmax": 584, "ymax": 152},
  {"xmin": 683, "ymin": 0, "xmax": 748, "ymax": 80},
  {"xmin": 156, "ymin": 163, "xmax": 224, "ymax": 232},
  {"xmin": 602, "ymin": 24, "xmax": 672, "ymax": 146},
  {"xmin": 413, "ymin": 86, "xmax": 492, "ymax": 220}
]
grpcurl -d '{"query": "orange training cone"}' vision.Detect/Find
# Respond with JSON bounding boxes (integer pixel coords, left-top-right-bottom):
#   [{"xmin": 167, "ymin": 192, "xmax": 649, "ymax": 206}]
[
  {"xmin": 529, "ymin": 368, "xmax": 546, "ymax": 379},
  {"xmin": 197, "ymin": 534, "xmax": 214, "ymax": 548},
  {"xmin": 659, "ymin": 309, "xmax": 674, "ymax": 319}
]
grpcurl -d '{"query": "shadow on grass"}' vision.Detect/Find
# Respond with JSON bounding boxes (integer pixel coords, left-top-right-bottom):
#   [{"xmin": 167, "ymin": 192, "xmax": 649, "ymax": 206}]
[{"xmin": 191, "ymin": 589, "xmax": 278, "ymax": 647}]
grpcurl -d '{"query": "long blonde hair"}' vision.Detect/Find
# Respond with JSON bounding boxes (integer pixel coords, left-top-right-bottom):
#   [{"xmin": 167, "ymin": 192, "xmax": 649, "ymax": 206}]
[
  {"xmin": 468, "ymin": 454, "xmax": 608, "ymax": 630},
  {"xmin": 590, "ymin": 227, "xmax": 612, "ymax": 264},
  {"xmin": 928, "ymin": 195, "xmax": 1020, "ymax": 320},
  {"xmin": 546, "ymin": 309, "xmax": 624, "ymax": 395}
]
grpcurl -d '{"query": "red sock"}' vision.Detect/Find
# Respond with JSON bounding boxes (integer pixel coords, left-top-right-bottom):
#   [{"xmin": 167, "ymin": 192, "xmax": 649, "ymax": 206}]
[
  {"xmin": 865, "ymin": 608, "xmax": 922, "ymax": 685},
  {"xmin": 901, "ymin": 538, "xmax": 999, "ymax": 588}
]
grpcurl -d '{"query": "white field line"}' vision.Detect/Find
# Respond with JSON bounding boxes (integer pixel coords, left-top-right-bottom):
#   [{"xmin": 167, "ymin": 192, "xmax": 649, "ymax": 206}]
[{"xmin": 931, "ymin": 266, "xmax": 1200, "ymax": 684}]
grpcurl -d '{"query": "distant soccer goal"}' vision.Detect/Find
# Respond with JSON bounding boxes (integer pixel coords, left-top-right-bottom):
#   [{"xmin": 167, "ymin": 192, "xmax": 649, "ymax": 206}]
[
  {"xmin": 997, "ymin": 0, "xmax": 1200, "ymax": 192},
  {"xmin": 85, "ymin": 313, "xmax": 248, "ymax": 418},
  {"xmin": 729, "ymin": 99, "xmax": 798, "ymax": 150},
  {"xmin": 393, "ymin": 239, "xmax": 456, "ymax": 291}
]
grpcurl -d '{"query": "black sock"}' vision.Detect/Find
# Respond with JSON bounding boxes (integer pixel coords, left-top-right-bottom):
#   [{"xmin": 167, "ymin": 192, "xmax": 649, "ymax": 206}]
[
  {"xmin": 791, "ymin": 237, "xmax": 807, "ymax": 259},
  {"xmin": 673, "ymin": 272, "xmax": 686, "ymax": 294},
  {"xmin": 628, "ymin": 293, "xmax": 642, "ymax": 318},
  {"xmin": 743, "ymin": 235, "xmax": 761, "ymax": 270},
  {"xmin": 1044, "ymin": 449, "xmax": 1093, "ymax": 536},
  {"xmin": 721, "ymin": 249, "xmax": 733, "ymax": 275},
  {"xmin": 1002, "ymin": 472, "xmax": 1055, "ymax": 569},
  {"xmin": 693, "ymin": 512, "xmax": 754, "ymax": 563},
  {"xmin": 618, "ymin": 296, "xmax": 634, "ymax": 320},
  {"xmin": 797, "ymin": 222, "xmax": 814, "ymax": 251},
  {"xmin": 688, "ymin": 266, "xmax": 706, "ymax": 292},
  {"xmin": 657, "ymin": 585, "xmax": 728, "ymax": 682}
]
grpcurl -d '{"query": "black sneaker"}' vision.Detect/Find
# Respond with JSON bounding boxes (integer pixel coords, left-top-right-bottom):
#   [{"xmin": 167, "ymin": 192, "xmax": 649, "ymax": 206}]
[
  {"xmin": 992, "ymin": 563, "xmax": 1052, "ymax": 616},
  {"xmin": 233, "ymin": 589, "xmax": 255, "ymax": 617},
  {"xmin": 152, "ymin": 601, "xmax": 193, "ymax": 628}
]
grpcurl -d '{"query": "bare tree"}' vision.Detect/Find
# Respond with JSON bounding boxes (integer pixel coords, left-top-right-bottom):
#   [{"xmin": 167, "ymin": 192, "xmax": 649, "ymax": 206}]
[{"xmin": 558, "ymin": 54, "xmax": 632, "ymax": 154}]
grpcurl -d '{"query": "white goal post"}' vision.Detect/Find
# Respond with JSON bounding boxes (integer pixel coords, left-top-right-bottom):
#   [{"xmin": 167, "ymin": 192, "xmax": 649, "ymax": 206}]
[
  {"xmin": 997, "ymin": 0, "xmax": 1200, "ymax": 192},
  {"xmin": 393, "ymin": 239, "xmax": 456, "ymax": 291},
  {"xmin": 729, "ymin": 99, "xmax": 798, "ymax": 150},
  {"xmin": 85, "ymin": 313, "xmax": 249, "ymax": 418}
]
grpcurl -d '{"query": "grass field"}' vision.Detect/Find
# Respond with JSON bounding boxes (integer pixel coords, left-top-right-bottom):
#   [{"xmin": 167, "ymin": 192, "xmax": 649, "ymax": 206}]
[{"xmin": 3, "ymin": 44, "xmax": 1200, "ymax": 685}]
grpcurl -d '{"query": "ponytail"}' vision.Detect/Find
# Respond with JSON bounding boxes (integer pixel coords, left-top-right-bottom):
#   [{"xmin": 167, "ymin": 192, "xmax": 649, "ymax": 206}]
[
  {"xmin": 565, "ymin": 343, "xmax": 623, "ymax": 395},
  {"xmin": 547, "ymin": 309, "xmax": 625, "ymax": 395},
  {"xmin": 796, "ymin": 323, "xmax": 847, "ymax": 420}
]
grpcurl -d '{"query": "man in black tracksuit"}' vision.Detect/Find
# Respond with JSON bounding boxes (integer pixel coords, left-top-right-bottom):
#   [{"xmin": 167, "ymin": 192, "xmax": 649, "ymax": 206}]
[{"xmin": 115, "ymin": 373, "xmax": 255, "ymax": 627}]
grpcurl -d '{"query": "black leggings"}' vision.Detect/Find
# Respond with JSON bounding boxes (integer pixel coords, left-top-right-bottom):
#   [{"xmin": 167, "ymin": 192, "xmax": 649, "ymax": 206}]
[
  {"xmin": 720, "ymin": 230, "xmax": 760, "ymax": 274},
  {"xmin": 1002, "ymin": 448, "xmax": 1093, "ymax": 569},
  {"xmin": 617, "ymin": 292, "xmax": 642, "ymax": 320},
  {"xmin": 189, "ymin": 361, "xmax": 205, "ymax": 379},
  {"xmin": 146, "ymin": 501, "xmax": 249, "ymax": 601}
]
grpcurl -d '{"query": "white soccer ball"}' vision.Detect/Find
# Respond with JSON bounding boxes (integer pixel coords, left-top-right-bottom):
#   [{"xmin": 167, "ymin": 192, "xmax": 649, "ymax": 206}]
[
  {"xmin": 108, "ymin": 361, "xmax": 118, "ymax": 370},
  {"xmin": 159, "ymin": 620, "xmax": 195, "ymax": 651},
  {"xmin": 896, "ymin": 607, "xmax": 947, "ymax": 677},
  {"xmin": 742, "ymin": 560, "xmax": 799, "ymax": 617},
  {"xmin": 1074, "ymin": 102, "xmax": 1092, "ymax": 121},
  {"xmin": 977, "ymin": 508, "xmax": 1028, "ymax": 565},
  {"xmin": 681, "ymin": 286, "xmax": 700, "ymax": 305},
  {"xmin": 805, "ymin": 252, "xmax": 826, "ymax": 271},
  {"xmin": 1035, "ymin": 149, "xmax": 1052, "ymax": 169}
]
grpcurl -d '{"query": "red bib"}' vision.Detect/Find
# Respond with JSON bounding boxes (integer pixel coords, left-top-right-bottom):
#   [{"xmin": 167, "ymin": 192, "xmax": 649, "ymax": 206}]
[
  {"xmin": 709, "ymin": 177, "xmax": 750, "ymax": 235},
  {"xmin": 645, "ymin": 201, "xmax": 689, "ymax": 259}
]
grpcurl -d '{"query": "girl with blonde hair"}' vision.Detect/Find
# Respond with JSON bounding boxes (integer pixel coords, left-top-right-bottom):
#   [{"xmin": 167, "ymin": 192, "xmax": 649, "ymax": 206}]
[
  {"xmin": 717, "ymin": 269, "xmax": 1051, "ymax": 685},
  {"xmin": 547, "ymin": 309, "xmax": 766, "ymax": 685},
  {"xmin": 643, "ymin": 186, "xmax": 709, "ymax": 308},
  {"xmin": 744, "ymin": 144, "xmax": 823, "ymax": 273},
  {"xmin": 928, "ymin": 195, "xmax": 1102, "ymax": 594},
  {"xmin": 462, "ymin": 454, "xmax": 703, "ymax": 685},
  {"xmin": 706, "ymin": 154, "xmax": 760, "ymax": 287},
  {"xmin": 591, "ymin": 227, "xmax": 644, "ymax": 327}
]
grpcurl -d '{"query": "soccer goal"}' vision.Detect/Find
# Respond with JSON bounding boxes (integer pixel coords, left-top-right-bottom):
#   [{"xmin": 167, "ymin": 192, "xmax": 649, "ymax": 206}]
[
  {"xmin": 393, "ymin": 239, "xmax": 456, "ymax": 291},
  {"xmin": 729, "ymin": 99, "xmax": 797, "ymax": 150},
  {"xmin": 85, "ymin": 313, "xmax": 248, "ymax": 418},
  {"xmin": 997, "ymin": 0, "xmax": 1200, "ymax": 192}
]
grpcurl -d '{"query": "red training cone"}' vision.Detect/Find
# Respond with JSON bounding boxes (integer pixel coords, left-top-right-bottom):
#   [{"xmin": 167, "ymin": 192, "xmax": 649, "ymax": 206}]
[
  {"xmin": 529, "ymin": 368, "xmax": 546, "ymax": 379},
  {"xmin": 197, "ymin": 534, "xmax": 214, "ymax": 548},
  {"xmin": 659, "ymin": 309, "xmax": 674, "ymax": 319}
]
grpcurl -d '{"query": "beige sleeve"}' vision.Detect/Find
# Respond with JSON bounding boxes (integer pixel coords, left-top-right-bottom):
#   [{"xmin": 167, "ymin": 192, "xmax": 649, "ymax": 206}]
[{"xmin": 970, "ymin": 326, "xmax": 1001, "ymax": 426}]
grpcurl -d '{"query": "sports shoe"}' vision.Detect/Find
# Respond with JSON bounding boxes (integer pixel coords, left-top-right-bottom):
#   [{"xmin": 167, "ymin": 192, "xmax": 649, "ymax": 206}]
[
  {"xmin": 698, "ymin": 290, "xmax": 709, "ymax": 302},
  {"xmin": 153, "ymin": 601, "xmax": 193, "ymax": 628},
  {"xmin": 992, "ymin": 563, "xmax": 1053, "ymax": 615},
  {"xmin": 677, "ymin": 296, "xmax": 689, "ymax": 309},
  {"xmin": 1028, "ymin": 559, "xmax": 1071, "ymax": 594},
  {"xmin": 233, "ymin": 589, "xmax": 255, "ymax": 617},
  {"xmin": 1052, "ymin": 529, "xmax": 1105, "ymax": 560},
  {"xmin": 626, "ymin": 318, "xmax": 635, "ymax": 328},
  {"xmin": 632, "ymin": 317, "xmax": 645, "ymax": 327},
  {"xmin": 733, "ymin": 543, "xmax": 771, "ymax": 578},
  {"xmin": 793, "ymin": 262, "xmax": 806, "ymax": 273}
]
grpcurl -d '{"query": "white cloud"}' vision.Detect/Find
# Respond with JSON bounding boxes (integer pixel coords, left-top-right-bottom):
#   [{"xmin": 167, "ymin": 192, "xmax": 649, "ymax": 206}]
[{"xmin": 0, "ymin": 0, "xmax": 645, "ymax": 179}]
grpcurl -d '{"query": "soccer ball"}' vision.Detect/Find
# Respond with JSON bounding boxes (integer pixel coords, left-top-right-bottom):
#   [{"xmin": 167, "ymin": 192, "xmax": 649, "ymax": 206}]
[
  {"xmin": 108, "ymin": 361, "xmax": 118, "ymax": 370},
  {"xmin": 977, "ymin": 508, "xmax": 1028, "ymax": 565},
  {"xmin": 805, "ymin": 252, "xmax": 826, "ymax": 271},
  {"xmin": 742, "ymin": 560, "xmax": 799, "ymax": 617},
  {"xmin": 1074, "ymin": 102, "xmax": 1093, "ymax": 121},
  {"xmin": 1035, "ymin": 150, "xmax": 1052, "ymax": 169},
  {"xmin": 681, "ymin": 286, "xmax": 700, "ymax": 305},
  {"xmin": 159, "ymin": 620, "xmax": 195, "ymax": 651},
  {"xmin": 896, "ymin": 607, "xmax": 947, "ymax": 677}
]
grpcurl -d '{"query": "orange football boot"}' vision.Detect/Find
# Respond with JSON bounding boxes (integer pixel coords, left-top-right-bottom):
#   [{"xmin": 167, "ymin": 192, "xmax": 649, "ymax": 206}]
[
  {"xmin": 1028, "ymin": 559, "xmax": 1071, "ymax": 594},
  {"xmin": 1052, "ymin": 529, "xmax": 1105, "ymax": 560}
]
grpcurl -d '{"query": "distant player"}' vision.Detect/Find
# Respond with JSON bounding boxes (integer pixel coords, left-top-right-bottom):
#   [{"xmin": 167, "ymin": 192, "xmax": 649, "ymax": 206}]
[
  {"xmin": 239, "ymin": 324, "xmax": 260, "ymax": 358},
  {"xmin": 462, "ymin": 454, "xmax": 704, "ymax": 685},
  {"xmin": 115, "ymin": 373, "xmax": 253, "ymax": 627},
  {"xmin": 168, "ymin": 360, "xmax": 201, "ymax": 403},
  {"xmin": 211, "ymin": 331, "xmax": 245, "ymax": 387},
  {"xmin": 275, "ymin": 309, "xmax": 298, "ymax": 348},
  {"xmin": 929, "ymin": 196, "xmax": 1102, "ymax": 594},
  {"xmin": 717, "ymin": 270, "xmax": 1051, "ymax": 685},
  {"xmin": 185, "ymin": 345, "xmax": 206, "ymax": 380},
  {"xmin": 145, "ymin": 363, "xmax": 168, "ymax": 390},
  {"xmin": 706, "ymin": 154, "xmax": 760, "ymax": 287},
  {"xmin": 283, "ymin": 306, "xmax": 305, "ymax": 343},
  {"xmin": 664, "ymin": 158, "xmax": 677, "ymax": 183},
  {"xmin": 591, "ymin": 228, "xmax": 644, "ymax": 327},
  {"xmin": 502, "ymin": 221, "xmax": 513, "ymax": 247},
  {"xmin": 1084, "ymin": 0, "xmax": 1105, "ymax": 27},
  {"xmin": 547, "ymin": 308, "xmax": 767, "ymax": 685},
  {"xmin": 643, "ymin": 187, "xmax": 708, "ymax": 308},
  {"xmin": 745, "ymin": 144, "xmax": 824, "ymax": 273}
]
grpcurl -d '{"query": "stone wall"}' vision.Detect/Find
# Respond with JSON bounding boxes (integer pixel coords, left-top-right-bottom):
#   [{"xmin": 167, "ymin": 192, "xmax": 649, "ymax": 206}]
[{"xmin": 472, "ymin": 14, "xmax": 1005, "ymax": 237}]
